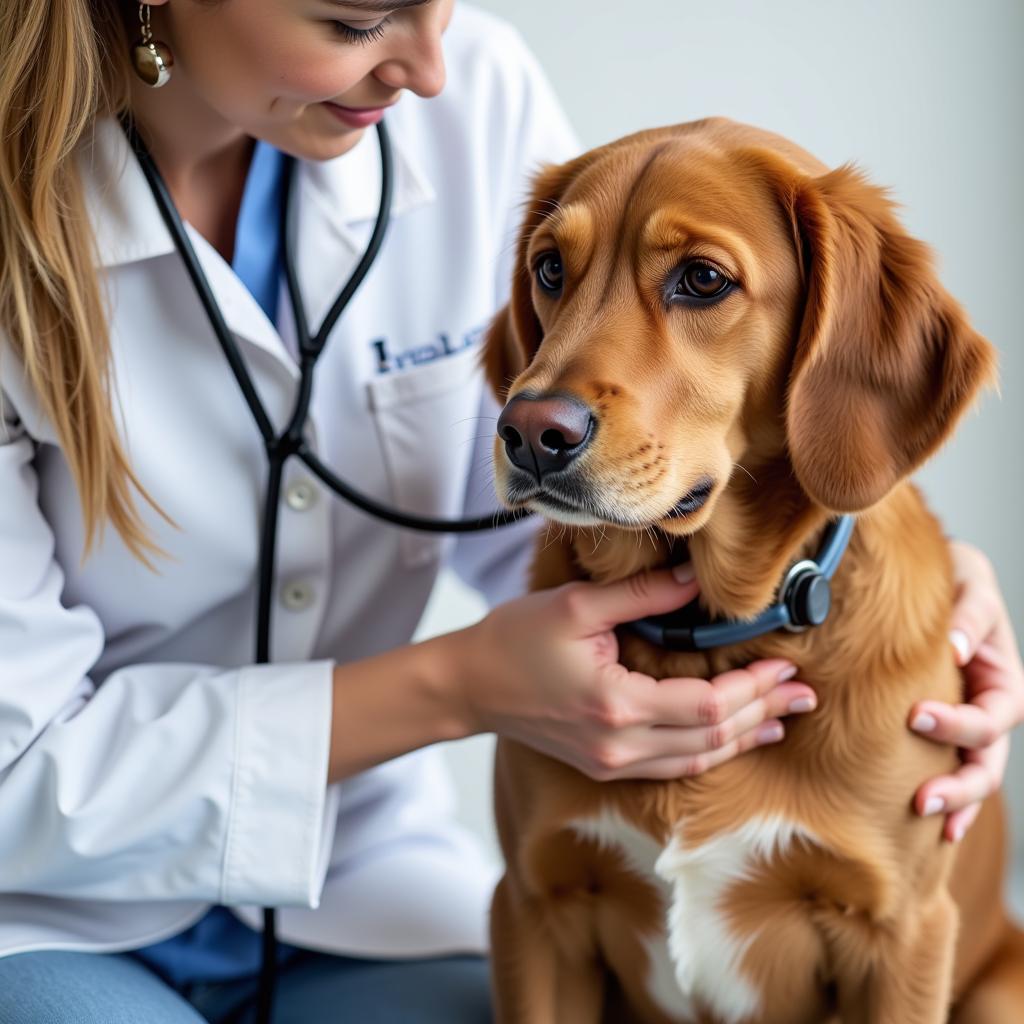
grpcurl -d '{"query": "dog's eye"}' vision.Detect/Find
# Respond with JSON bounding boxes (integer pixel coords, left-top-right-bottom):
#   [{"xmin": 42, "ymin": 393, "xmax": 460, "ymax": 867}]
[
  {"xmin": 673, "ymin": 261, "xmax": 732, "ymax": 300},
  {"xmin": 535, "ymin": 252, "xmax": 564, "ymax": 294}
]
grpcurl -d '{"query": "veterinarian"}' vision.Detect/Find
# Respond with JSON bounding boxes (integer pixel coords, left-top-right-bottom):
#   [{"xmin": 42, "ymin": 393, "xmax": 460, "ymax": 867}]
[{"xmin": 0, "ymin": 1, "xmax": 1020, "ymax": 1022}]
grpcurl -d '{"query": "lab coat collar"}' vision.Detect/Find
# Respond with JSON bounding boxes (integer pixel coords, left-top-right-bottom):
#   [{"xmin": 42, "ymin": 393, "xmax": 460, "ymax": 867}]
[
  {"xmin": 290, "ymin": 117, "xmax": 436, "ymax": 332},
  {"xmin": 81, "ymin": 115, "xmax": 435, "ymax": 270},
  {"xmin": 298, "ymin": 116, "xmax": 436, "ymax": 252},
  {"xmin": 78, "ymin": 116, "xmax": 435, "ymax": 370}
]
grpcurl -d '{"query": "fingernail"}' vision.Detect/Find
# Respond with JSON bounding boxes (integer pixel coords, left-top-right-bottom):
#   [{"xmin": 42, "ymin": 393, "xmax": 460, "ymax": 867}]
[
  {"xmin": 952, "ymin": 821, "xmax": 966, "ymax": 843},
  {"xmin": 949, "ymin": 629, "xmax": 971, "ymax": 665},
  {"xmin": 757, "ymin": 722, "xmax": 785, "ymax": 744},
  {"xmin": 923, "ymin": 796, "xmax": 945, "ymax": 816},
  {"xmin": 789, "ymin": 696, "xmax": 816, "ymax": 713},
  {"xmin": 776, "ymin": 663, "xmax": 798, "ymax": 682},
  {"xmin": 911, "ymin": 712, "xmax": 938, "ymax": 733},
  {"xmin": 672, "ymin": 562, "xmax": 697, "ymax": 584}
]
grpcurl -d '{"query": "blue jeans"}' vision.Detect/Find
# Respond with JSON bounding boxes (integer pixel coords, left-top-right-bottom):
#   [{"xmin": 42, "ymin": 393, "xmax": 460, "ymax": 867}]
[{"xmin": 0, "ymin": 948, "xmax": 492, "ymax": 1023}]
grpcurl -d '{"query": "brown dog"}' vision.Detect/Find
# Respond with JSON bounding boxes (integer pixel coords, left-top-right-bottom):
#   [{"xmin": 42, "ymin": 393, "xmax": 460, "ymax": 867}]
[{"xmin": 483, "ymin": 118, "xmax": 1024, "ymax": 1023}]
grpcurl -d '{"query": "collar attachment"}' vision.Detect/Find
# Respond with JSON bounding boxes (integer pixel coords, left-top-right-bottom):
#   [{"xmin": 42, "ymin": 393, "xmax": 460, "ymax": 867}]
[{"xmin": 627, "ymin": 515, "xmax": 855, "ymax": 652}]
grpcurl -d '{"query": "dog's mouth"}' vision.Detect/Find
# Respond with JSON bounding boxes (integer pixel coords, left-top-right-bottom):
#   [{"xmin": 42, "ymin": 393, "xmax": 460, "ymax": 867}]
[
  {"xmin": 666, "ymin": 476, "xmax": 715, "ymax": 519},
  {"xmin": 515, "ymin": 483, "xmax": 636, "ymax": 528},
  {"xmin": 505, "ymin": 473, "xmax": 717, "ymax": 529}
]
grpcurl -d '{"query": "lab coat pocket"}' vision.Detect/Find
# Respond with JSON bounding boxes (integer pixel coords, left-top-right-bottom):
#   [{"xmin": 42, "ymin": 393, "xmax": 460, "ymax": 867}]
[{"xmin": 365, "ymin": 347, "xmax": 484, "ymax": 569}]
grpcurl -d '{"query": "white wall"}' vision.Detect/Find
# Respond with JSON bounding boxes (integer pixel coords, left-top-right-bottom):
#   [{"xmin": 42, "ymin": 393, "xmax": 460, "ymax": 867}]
[{"xmin": 430, "ymin": 0, "xmax": 1024, "ymax": 889}]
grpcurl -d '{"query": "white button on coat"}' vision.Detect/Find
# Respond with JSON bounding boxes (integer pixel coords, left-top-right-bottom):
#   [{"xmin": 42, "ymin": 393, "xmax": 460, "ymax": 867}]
[
  {"xmin": 0, "ymin": 7, "xmax": 578, "ymax": 962},
  {"xmin": 285, "ymin": 481, "xmax": 317, "ymax": 512},
  {"xmin": 280, "ymin": 581, "xmax": 315, "ymax": 612}
]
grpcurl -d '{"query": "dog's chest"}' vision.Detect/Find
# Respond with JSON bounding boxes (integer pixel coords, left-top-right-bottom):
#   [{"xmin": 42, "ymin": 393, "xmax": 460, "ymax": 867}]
[{"xmin": 569, "ymin": 808, "xmax": 820, "ymax": 1024}]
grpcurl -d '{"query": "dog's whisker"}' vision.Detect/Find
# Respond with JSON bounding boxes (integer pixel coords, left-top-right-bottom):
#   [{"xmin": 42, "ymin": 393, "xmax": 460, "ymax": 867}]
[
  {"xmin": 733, "ymin": 461, "xmax": 758, "ymax": 485},
  {"xmin": 460, "ymin": 433, "xmax": 501, "ymax": 449},
  {"xmin": 643, "ymin": 522, "xmax": 658, "ymax": 554},
  {"xmin": 453, "ymin": 414, "xmax": 498, "ymax": 426}
]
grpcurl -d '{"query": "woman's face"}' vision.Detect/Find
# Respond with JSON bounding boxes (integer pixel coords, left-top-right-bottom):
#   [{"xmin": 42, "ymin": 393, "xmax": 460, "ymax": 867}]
[{"xmin": 146, "ymin": 0, "xmax": 453, "ymax": 159}]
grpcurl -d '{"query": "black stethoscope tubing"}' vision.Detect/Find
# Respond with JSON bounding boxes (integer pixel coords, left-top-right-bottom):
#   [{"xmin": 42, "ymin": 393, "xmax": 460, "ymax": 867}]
[
  {"xmin": 120, "ymin": 114, "xmax": 523, "ymax": 1024},
  {"xmin": 121, "ymin": 115, "xmax": 524, "ymax": 535}
]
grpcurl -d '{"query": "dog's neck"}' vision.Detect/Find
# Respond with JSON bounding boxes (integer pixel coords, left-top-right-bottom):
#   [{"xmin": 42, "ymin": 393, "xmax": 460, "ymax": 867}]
[{"xmin": 570, "ymin": 459, "xmax": 832, "ymax": 622}]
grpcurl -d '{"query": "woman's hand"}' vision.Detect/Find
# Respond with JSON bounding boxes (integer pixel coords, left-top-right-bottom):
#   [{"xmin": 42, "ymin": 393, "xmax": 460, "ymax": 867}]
[
  {"xmin": 457, "ymin": 566, "xmax": 817, "ymax": 781},
  {"xmin": 910, "ymin": 540, "xmax": 1024, "ymax": 841}
]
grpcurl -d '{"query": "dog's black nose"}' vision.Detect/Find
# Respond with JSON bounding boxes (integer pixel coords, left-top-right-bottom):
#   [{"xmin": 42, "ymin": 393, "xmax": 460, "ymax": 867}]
[{"xmin": 497, "ymin": 393, "xmax": 594, "ymax": 479}]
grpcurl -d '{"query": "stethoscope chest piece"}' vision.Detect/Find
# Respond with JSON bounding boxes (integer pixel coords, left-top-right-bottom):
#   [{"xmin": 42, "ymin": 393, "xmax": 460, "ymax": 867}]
[{"xmin": 782, "ymin": 559, "xmax": 833, "ymax": 631}]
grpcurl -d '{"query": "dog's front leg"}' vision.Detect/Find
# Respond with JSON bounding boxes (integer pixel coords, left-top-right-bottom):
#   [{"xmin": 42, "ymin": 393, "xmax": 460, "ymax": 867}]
[
  {"xmin": 490, "ymin": 873, "xmax": 606, "ymax": 1024},
  {"xmin": 837, "ymin": 891, "xmax": 958, "ymax": 1024}
]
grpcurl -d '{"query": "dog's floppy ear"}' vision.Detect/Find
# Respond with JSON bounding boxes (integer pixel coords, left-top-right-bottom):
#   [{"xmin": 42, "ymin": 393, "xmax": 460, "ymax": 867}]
[
  {"xmin": 481, "ymin": 303, "xmax": 526, "ymax": 404},
  {"xmin": 482, "ymin": 157, "xmax": 591, "ymax": 401},
  {"xmin": 775, "ymin": 162, "xmax": 996, "ymax": 512}
]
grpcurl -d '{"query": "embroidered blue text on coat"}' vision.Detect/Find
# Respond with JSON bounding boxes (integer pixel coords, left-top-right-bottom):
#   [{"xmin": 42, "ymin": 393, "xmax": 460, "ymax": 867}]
[{"xmin": 371, "ymin": 324, "xmax": 485, "ymax": 374}]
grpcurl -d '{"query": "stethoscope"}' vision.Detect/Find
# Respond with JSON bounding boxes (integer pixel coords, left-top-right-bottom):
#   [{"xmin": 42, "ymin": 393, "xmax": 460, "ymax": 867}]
[{"xmin": 120, "ymin": 114, "xmax": 524, "ymax": 1024}]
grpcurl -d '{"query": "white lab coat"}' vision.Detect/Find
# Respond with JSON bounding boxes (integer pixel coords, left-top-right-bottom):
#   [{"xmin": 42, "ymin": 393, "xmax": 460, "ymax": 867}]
[{"xmin": 0, "ymin": 6, "xmax": 577, "ymax": 960}]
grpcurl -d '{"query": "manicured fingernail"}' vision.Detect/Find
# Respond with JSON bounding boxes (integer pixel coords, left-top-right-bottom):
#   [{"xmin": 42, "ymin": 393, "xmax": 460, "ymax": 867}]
[
  {"xmin": 776, "ymin": 663, "xmax": 798, "ymax": 682},
  {"xmin": 672, "ymin": 562, "xmax": 697, "ymax": 584},
  {"xmin": 911, "ymin": 712, "xmax": 938, "ymax": 733},
  {"xmin": 923, "ymin": 796, "xmax": 945, "ymax": 816},
  {"xmin": 789, "ymin": 696, "xmax": 816, "ymax": 713},
  {"xmin": 949, "ymin": 629, "xmax": 971, "ymax": 665},
  {"xmin": 757, "ymin": 722, "xmax": 785, "ymax": 744},
  {"xmin": 952, "ymin": 821, "xmax": 966, "ymax": 843}
]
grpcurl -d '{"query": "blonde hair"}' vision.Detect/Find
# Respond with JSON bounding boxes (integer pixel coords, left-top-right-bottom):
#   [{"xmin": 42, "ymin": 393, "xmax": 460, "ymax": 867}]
[{"xmin": 0, "ymin": 0, "xmax": 171, "ymax": 565}]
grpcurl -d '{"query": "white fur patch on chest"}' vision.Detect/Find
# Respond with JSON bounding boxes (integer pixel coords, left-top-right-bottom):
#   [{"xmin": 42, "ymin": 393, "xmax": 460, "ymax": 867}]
[{"xmin": 569, "ymin": 809, "xmax": 820, "ymax": 1024}]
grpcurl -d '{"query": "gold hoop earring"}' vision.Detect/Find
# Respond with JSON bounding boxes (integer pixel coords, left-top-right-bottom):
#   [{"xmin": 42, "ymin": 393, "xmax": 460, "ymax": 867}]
[{"xmin": 131, "ymin": 4, "xmax": 174, "ymax": 88}]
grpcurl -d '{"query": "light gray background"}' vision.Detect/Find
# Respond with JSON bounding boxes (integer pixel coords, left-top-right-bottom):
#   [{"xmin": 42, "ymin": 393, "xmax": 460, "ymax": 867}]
[{"xmin": 423, "ymin": 0, "xmax": 1024, "ymax": 892}]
